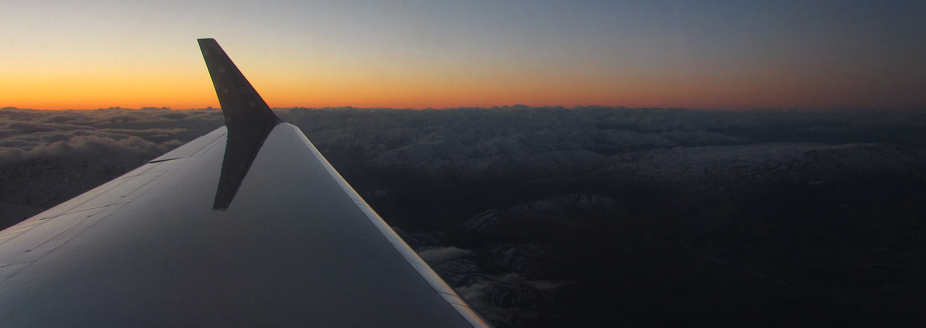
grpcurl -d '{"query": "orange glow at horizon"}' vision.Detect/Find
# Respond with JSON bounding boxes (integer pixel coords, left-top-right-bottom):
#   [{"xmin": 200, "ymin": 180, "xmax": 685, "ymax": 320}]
[
  {"xmin": 7, "ymin": 75, "xmax": 923, "ymax": 111},
  {"xmin": 3, "ymin": 54, "xmax": 923, "ymax": 111},
  {"xmin": 3, "ymin": 1, "xmax": 924, "ymax": 112}
]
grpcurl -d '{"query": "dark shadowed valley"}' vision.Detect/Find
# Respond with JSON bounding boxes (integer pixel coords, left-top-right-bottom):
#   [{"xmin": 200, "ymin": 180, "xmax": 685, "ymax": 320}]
[{"xmin": 2, "ymin": 106, "xmax": 926, "ymax": 327}]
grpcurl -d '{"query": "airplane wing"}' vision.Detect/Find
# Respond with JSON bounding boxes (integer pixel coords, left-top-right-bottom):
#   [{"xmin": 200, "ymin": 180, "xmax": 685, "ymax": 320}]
[{"xmin": 0, "ymin": 38, "xmax": 489, "ymax": 327}]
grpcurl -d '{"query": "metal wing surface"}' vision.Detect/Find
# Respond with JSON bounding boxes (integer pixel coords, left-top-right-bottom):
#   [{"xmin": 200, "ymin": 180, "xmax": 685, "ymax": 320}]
[{"xmin": 0, "ymin": 39, "xmax": 488, "ymax": 327}]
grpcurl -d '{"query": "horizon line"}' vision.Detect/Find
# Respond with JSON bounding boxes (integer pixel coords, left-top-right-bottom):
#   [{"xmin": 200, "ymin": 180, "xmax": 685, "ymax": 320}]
[{"xmin": 4, "ymin": 105, "xmax": 922, "ymax": 112}]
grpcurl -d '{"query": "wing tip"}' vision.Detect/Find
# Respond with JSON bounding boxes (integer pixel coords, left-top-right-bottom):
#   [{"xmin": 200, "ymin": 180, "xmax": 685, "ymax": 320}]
[
  {"xmin": 197, "ymin": 38, "xmax": 283, "ymax": 131},
  {"xmin": 197, "ymin": 38, "xmax": 217, "ymax": 56}
]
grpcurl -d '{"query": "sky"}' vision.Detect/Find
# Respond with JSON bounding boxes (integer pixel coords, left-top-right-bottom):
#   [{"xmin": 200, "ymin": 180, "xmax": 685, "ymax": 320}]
[{"xmin": 1, "ymin": 0, "xmax": 925, "ymax": 110}]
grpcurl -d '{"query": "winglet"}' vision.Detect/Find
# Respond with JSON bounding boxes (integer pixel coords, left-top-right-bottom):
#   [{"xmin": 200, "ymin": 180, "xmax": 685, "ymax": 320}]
[
  {"xmin": 198, "ymin": 38, "xmax": 282, "ymax": 132},
  {"xmin": 199, "ymin": 38, "xmax": 282, "ymax": 210}
]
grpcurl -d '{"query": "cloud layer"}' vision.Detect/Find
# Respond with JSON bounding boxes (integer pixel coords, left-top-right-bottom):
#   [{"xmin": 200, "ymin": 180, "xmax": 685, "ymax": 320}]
[
  {"xmin": 4, "ymin": 106, "xmax": 926, "ymax": 327},
  {"xmin": 0, "ymin": 107, "xmax": 225, "ymax": 164}
]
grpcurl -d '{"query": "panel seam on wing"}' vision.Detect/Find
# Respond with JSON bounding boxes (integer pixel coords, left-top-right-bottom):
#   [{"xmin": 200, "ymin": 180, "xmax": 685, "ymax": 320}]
[{"xmin": 0, "ymin": 148, "xmax": 199, "ymax": 285}]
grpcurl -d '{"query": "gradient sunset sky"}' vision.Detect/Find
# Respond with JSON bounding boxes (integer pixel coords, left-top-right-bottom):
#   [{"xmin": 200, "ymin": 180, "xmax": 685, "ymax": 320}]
[{"xmin": 2, "ymin": 0, "xmax": 925, "ymax": 110}]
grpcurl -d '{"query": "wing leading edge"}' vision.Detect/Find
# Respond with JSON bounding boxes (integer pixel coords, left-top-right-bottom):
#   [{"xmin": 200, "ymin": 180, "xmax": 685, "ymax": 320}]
[{"xmin": 0, "ymin": 39, "xmax": 489, "ymax": 327}]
